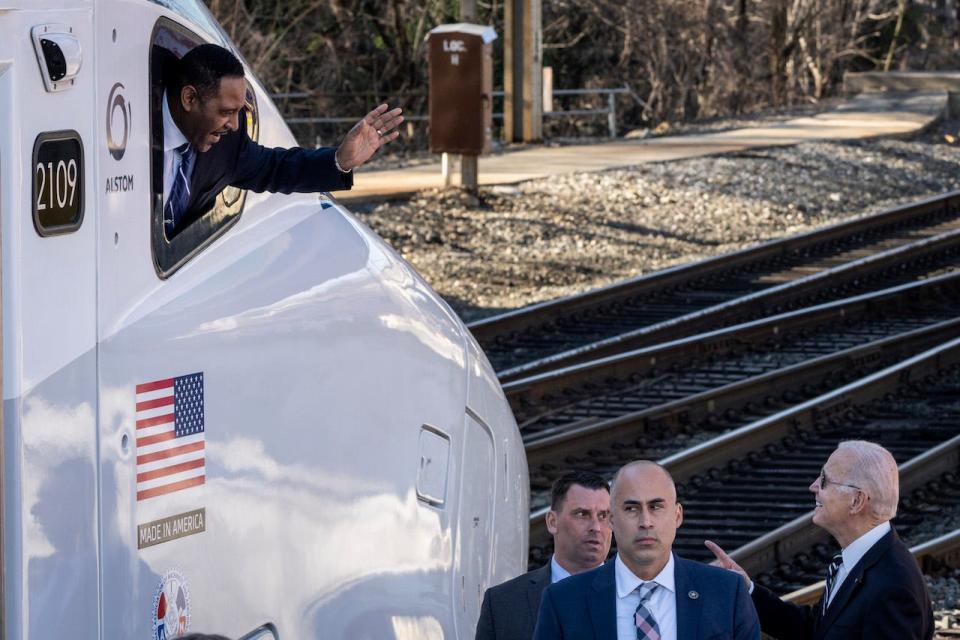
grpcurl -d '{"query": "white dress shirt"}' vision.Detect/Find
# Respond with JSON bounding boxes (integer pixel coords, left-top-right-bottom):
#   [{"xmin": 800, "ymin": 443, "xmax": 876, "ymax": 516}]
[
  {"xmin": 615, "ymin": 553, "xmax": 677, "ymax": 640},
  {"xmin": 550, "ymin": 556, "xmax": 572, "ymax": 584},
  {"xmin": 825, "ymin": 521, "xmax": 891, "ymax": 607},
  {"xmin": 550, "ymin": 555, "xmax": 604, "ymax": 584},
  {"xmin": 162, "ymin": 90, "xmax": 189, "ymax": 206}
]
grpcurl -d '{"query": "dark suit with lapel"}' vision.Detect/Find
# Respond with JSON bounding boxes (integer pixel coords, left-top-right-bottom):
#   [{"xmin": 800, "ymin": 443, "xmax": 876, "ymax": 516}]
[
  {"xmin": 475, "ymin": 563, "xmax": 552, "ymax": 640},
  {"xmin": 533, "ymin": 554, "xmax": 760, "ymax": 639},
  {"xmin": 187, "ymin": 126, "xmax": 351, "ymax": 212},
  {"xmin": 150, "ymin": 46, "xmax": 353, "ymax": 237},
  {"xmin": 751, "ymin": 529, "xmax": 933, "ymax": 639},
  {"xmin": 166, "ymin": 119, "xmax": 352, "ymax": 233}
]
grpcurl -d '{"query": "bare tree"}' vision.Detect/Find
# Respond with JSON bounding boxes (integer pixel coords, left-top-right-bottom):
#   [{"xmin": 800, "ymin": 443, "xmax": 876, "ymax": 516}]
[{"xmin": 207, "ymin": 0, "xmax": 960, "ymax": 144}]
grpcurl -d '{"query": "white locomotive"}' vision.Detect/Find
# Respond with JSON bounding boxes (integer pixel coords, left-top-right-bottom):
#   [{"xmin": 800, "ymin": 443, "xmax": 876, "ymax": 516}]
[{"xmin": 0, "ymin": 1, "xmax": 528, "ymax": 638}]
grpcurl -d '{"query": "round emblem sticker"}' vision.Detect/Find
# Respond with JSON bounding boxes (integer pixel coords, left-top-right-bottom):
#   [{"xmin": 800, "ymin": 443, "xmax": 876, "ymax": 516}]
[
  {"xmin": 152, "ymin": 568, "xmax": 191, "ymax": 640},
  {"xmin": 106, "ymin": 81, "xmax": 131, "ymax": 161}
]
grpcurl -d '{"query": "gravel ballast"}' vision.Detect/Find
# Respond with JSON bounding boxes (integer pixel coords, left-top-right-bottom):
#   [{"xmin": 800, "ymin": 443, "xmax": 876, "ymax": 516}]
[
  {"xmin": 349, "ymin": 118, "xmax": 960, "ymax": 322},
  {"xmin": 348, "ymin": 115, "xmax": 960, "ymax": 621},
  {"xmin": 928, "ymin": 574, "xmax": 960, "ymax": 636}
]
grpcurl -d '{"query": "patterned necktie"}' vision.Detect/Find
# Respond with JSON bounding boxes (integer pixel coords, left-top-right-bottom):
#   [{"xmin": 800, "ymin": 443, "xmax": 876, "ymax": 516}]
[
  {"xmin": 165, "ymin": 143, "xmax": 196, "ymax": 233},
  {"xmin": 822, "ymin": 554, "xmax": 843, "ymax": 616},
  {"xmin": 634, "ymin": 582, "xmax": 661, "ymax": 640}
]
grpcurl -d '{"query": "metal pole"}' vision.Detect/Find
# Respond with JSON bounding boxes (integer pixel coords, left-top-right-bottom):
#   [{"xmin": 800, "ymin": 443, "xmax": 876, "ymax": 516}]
[
  {"xmin": 608, "ymin": 92, "xmax": 616, "ymax": 138},
  {"xmin": 460, "ymin": 156, "xmax": 478, "ymax": 193},
  {"xmin": 542, "ymin": 66, "xmax": 553, "ymax": 113},
  {"xmin": 441, "ymin": 152, "xmax": 452, "ymax": 188},
  {"xmin": 506, "ymin": 0, "xmax": 524, "ymax": 142},
  {"xmin": 504, "ymin": 0, "xmax": 542, "ymax": 142},
  {"xmin": 460, "ymin": 0, "xmax": 478, "ymax": 189},
  {"xmin": 462, "ymin": 155, "xmax": 478, "ymax": 192}
]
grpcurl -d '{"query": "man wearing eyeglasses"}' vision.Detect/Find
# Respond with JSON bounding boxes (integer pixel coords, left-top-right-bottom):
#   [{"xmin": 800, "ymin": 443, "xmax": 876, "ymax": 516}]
[
  {"xmin": 475, "ymin": 471, "xmax": 613, "ymax": 640},
  {"xmin": 707, "ymin": 440, "xmax": 934, "ymax": 639}
]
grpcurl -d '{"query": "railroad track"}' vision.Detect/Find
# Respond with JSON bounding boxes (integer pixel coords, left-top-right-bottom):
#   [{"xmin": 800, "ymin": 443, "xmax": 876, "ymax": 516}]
[
  {"xmin": 784, "ymin": 528, "xmax": 960, "ymax": 637},
  {"xmin": 782, "ymin": 528, "xmax": 960, "ymax": 605},
  {"xmin": 525, "ymin": 315, "xmax": 960, "ymax": 512},
  {"xmin": 730, "ymin": 435, "xmax": 960, "ymax": 590},
  {"xmin": 511, "ymin": 272, "xmax": 960, "ymax": 442},
  {"xmin": 469, "ymin": 192, "xmax": 960, "ymax": 381},
  {"xmin": 528, "ymin": 334, "xmax": 960, "ymax": 567}
]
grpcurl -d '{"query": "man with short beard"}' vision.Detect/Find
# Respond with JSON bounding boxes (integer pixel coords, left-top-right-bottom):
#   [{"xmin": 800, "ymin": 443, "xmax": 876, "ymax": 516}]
[{"xmin": 475, "ymin": 471, "xmax": 612, "ymax": 640}]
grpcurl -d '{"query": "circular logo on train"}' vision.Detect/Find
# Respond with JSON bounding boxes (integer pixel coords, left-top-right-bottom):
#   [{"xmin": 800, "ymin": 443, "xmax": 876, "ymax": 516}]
[
  {"xmin": 151, "ymin": 568, "xmax": 191, "ymax": 640},
  {"xmin": 106, "ymin": 81, "xmax": 131, "ymax": 161}
]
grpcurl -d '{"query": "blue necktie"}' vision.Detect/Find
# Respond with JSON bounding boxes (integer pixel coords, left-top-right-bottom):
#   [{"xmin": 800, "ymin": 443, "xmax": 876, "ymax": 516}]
[
  {"xmin": 165, "ymin": 143, "xmax": 196, "ymax": 233},
  {"xmin": 634, "ymin": 582, "xmax": 661, "ymax": 640}
]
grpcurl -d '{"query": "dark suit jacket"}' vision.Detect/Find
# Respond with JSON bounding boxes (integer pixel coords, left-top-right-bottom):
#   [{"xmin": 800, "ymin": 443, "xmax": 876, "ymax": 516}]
[
  {"xmin": 475, "ymin": 563, "xmax": 551, "ymax": 640},
  {"xmin": 533, "ymin": 554, "xmax": 760, "ymax": 640},
  {"xmin": 177, "ymin": 123, "xmax": 352, "ymax": 232},
  {"xmin": 151, "ymin": 43, "xmax": 352, "ymax": 234},
  {"xmin": 751, "ymin": 529, "xmax": 933, "ymax": 639}
]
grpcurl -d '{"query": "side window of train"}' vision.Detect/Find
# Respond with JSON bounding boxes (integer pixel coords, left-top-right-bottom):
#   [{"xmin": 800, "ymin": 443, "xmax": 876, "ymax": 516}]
[{"xmin": 148, "ymin": 16, "xmax": 259, "ymax": 278}]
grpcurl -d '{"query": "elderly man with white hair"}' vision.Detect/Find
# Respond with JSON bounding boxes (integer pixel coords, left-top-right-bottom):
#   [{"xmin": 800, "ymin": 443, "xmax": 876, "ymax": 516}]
[{"xmin": 707, "ymin": 440, "xmax": 934, "ymax": 639}]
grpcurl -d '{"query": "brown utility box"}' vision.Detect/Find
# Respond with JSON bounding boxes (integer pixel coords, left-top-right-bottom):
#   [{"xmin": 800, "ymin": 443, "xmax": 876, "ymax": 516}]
[{"xmin": 427, "ymin": 24, "xmax": 497, "ymax": 155}]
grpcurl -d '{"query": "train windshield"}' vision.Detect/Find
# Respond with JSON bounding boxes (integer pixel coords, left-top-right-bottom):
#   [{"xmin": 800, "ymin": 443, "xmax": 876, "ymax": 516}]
[{"xmin": 147, "ymin": 0, "xmax": 230, "ymax": 47}]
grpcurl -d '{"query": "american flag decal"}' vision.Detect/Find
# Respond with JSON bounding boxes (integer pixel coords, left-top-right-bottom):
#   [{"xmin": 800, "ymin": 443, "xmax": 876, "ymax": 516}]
[{"xmin": 135, "ymin": 373, "xmax": 205, "ymax": 502}]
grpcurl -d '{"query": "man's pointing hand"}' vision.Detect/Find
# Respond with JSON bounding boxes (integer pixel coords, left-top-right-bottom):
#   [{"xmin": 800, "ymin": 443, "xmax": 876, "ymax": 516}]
[{"xmin": 705, "ymin": 539, "xmax": 754, "ymax": 591}]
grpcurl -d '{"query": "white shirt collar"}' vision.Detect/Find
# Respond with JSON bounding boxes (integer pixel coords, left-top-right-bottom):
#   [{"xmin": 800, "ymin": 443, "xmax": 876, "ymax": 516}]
[
  {"xmin": 841, "ymin": 521, "xmax": 891, "ymax": 571},
  {"xmin": 550, "ymin": 555, "xmax": 604, "ymax": 584},
  {"xmin": 162, "ymin": 90, "xmax": 189, "ymax": 152},
  {"xmin": 550, "ymin": 556, "xmax": 572, "ymax": 583},
  {"xmin": 615, "ymin": 552, "xmax": 676, "ymax": 598}
]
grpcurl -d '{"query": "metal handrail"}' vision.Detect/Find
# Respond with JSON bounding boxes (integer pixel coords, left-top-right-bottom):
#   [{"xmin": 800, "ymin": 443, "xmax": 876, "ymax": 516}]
[
  {"xmin": 284, "ymin": 115, "xmax": 429, "ymax": 124},
  {"xmin": 271, "ymin": 86, "xmax": 630, "ymax": 138},
  {"xmin": 552, "ymin": 87, "xmax": 630, "ymax": 96}
]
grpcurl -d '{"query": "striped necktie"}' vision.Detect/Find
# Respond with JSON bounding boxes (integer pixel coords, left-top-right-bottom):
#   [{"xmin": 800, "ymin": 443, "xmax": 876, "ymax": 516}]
[
  {"xmin": 822, "ymin": 554, "xmax": 843, "ymax": 616},
  {"xmin": 165, "ymin": 142, "xmax": 196, "ymax": 233},
  {"xmin": 634, "ymin": 582, "xmax": 661, "ymax": 640}
]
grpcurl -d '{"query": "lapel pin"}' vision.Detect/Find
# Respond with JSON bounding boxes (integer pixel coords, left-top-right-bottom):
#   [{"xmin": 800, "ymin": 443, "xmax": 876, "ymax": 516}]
[{"xmin": 688, "ymin": 590, "xmax": 699, "ymax": 600}]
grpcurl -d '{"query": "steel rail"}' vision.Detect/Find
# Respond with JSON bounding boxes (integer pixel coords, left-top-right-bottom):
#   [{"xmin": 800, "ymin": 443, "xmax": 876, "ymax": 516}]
[
  {"xmin": 783, "ymin": 528, "xmax": 960, "ymax": 606},
  {"xmin": 729, "ymin": 433, "xmax": 960, "ymax": 576},
  {"xmin": 472, "ymin": 192, "xmax": 960, "ymax": 346},
  {"xmin": 527, "ymin": 333, "xmax": 960, "ymax": 564},
  {"xmin": 914, "ymin": 528, "xmax": 960, "ymax": 574},
  {"xmin": 507, "ymin": 271, "xmax": 960, "ymax": 431},
  {"xmin": 469, "ymin": 192, "xmax": 960, "ymax": 380},
  {"xmin": 498, "ymin": 222, "xmax": 960, "ymax": 381},
  {"xmin": 524, "ymin": 316, "xmax": 960, "ymax": 504}
]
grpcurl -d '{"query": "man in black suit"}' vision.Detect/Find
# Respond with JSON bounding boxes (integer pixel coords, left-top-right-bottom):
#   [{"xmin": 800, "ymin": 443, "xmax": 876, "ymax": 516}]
[
  {"xmin": 162, "ymin": 43, "xmax": 401, "ymax": 235},
  {"xmin": 707, "ymin": 440, "xmax": 934, "ymax": 639},
  {"xmin": 475, "ymin": 471, "xmax": 613, "ymax": 640}
]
